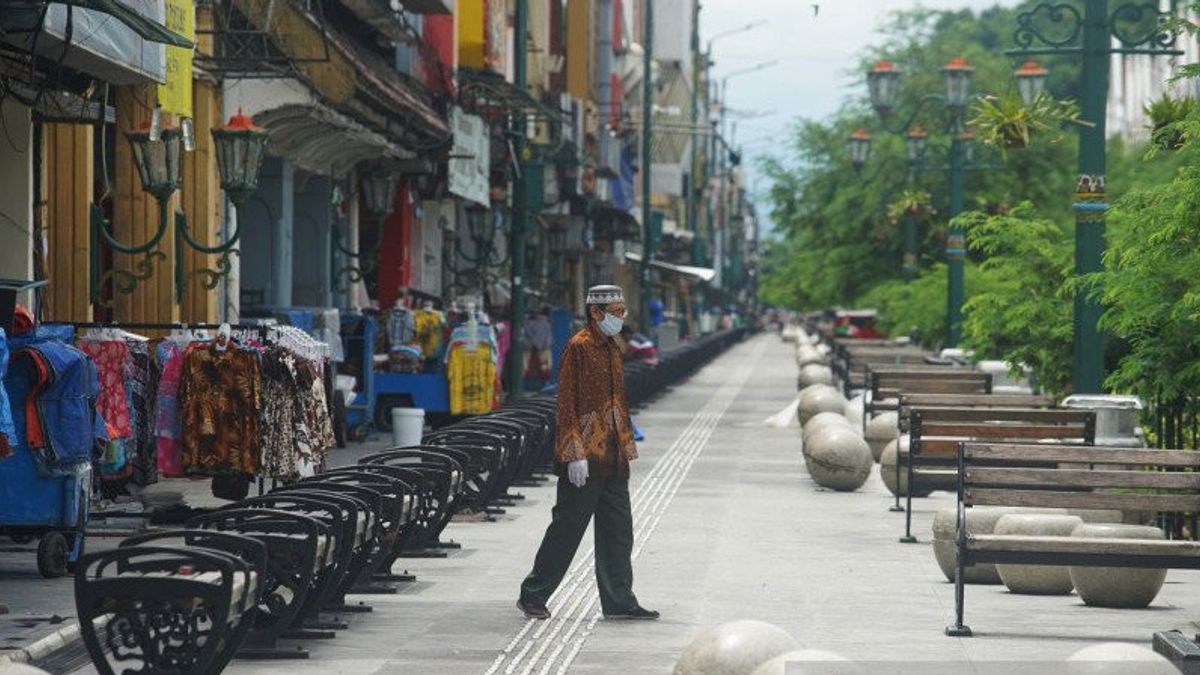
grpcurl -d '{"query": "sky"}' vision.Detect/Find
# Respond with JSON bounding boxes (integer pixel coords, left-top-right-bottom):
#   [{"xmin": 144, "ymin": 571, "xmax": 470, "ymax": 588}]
[{"xmin": 699, "ymin": 0, "xmax": 1023, "ymax": 233}]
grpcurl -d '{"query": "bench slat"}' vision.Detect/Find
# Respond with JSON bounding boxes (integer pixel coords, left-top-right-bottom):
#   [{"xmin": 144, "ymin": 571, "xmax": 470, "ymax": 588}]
[
  {"xmin": 881, "ymin": 382, "xmax": 989, "ymax": 397},
  {"xmin": 913, "ymin": 408, "xmax": 1092, "ymax": 423},
  {"xmin": 967, "ymin": 534, "xmax": 1200, "ymax": 558},
  {"xmin": 966, "ymin": 467, "xmax": 1200, "ymax": 490},
  {"xmin": 962, "ymin": 443, "xmax": 1200, "ymax": 467},
  {"xmin": 901, "ymin": 393, "xmax": 1055, "ymax": 408},
  {"xmin": 966, "ymin": 487, "xmax": 1200, "ymax": 512},
  {"xmin": 919, "ymin": 423, "xmax": 1090, "ymax": 439}
]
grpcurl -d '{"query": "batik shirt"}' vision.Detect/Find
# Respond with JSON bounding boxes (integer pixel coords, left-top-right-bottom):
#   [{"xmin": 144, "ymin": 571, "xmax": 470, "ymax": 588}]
[
  {"xmin": 179, "ymin": 344, "xmax": 261, "ymax": 476},
  {"xmin": 554, "ymin": 324, "xmax": 637, "ymax": 478}
]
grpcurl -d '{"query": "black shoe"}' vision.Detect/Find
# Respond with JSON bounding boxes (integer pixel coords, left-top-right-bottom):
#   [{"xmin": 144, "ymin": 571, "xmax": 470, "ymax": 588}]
[
  {"xmin": 517, "ymin": 598, "xmax": 551, "ymax": 620},
  {"xmin": 604, "ymin": 606, "xmax": 660, "ymax": 621}
]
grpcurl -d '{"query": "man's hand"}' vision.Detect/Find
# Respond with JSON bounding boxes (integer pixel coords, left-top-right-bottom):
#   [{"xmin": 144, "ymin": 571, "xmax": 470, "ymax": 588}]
[{"xmin": 567, "ymin": 459, "xmax": 589, "ymax": 487}]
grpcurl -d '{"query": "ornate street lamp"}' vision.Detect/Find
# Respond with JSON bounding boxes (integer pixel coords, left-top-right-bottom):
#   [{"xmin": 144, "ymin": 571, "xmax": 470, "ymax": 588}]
[
  {"xmin": 941, "ymin": 57, "xmax": 975, "ymax": 109},
  {"xmin": 126, "ymin": 122, "xmax": 184, "ymax": 201},
  {"xmin": 867, "ymin": 60, "xmax": 902, "ymax": 117},
  {"xmin": 1014, "ymin": 60, "xmax": 1049, "ymax": 106},
  {"xmin": 848, "ymin": 128, "xmax": 872, "ymax": 171},
  {"xmin": 361, "ymin": 170, "xmax": 398, "ymax": 216},
  {"xmin": 905, "ymin": 126, "xmax": 928, "ymax": 163},
  {"xmin": 211, "ymin": 109, "xmax": 269, "ymax": 207}
]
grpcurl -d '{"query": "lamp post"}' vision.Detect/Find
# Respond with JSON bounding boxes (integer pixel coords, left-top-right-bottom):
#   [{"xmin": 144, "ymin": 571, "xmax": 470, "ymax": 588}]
[
  {"xmin": 93, "ymin": 110, "xmax": 267, "ymax": 307},
  {"xmin": 641, "ymin": 0, "xmax": 654, "ymax": 335},
  {"xmin": 1003, "ymin": 1, "xmax": 1180, "ymax": 395},
  {"xmin": 863, "ymin": 56, "xmax": 989, "ymax": 347}
]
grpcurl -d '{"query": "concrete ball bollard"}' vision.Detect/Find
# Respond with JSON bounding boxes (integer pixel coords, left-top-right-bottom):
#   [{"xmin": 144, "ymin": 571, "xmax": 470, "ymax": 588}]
[
  {"xmin": 931, "ymin": 507, "xmax": 1019, "ymax": 584},
  {"xmin": 864, "ymin": 412, "xmax": 899, "ymax": 462},
  {"xmin": 673, "ymin": 620, "xmax": 801, "ymax": 675},
  {"xmin": 795, "ymin": 346, "xmax": 823, "ymax": 369},
  {"xmin": 749, "ymin": 650, "xmax": 855, "ymax": 675},
  {"xmin": 0, "ymin": 665, "xmax": 52, "ymax": 674},
  {"xmin": 993, "ymin": 514, "xmax": 1084, "ymax": 594},
  {"xmin": 805, "ymin": 425, "xmax": 873, "ymax": 492},
  {"xmin": 1069, "ymin": 523, "xmax": 1169, "ymax": 609},
  {"xmin": 801, "ymin": 412, "xmax": 852, "ymax": 448},
  {"xmin": 1065, "ymin": 643, "xmax": 1180, "ymax": 674},
  {"xmin": 798, "ymin": 386, "xmax": 847, "ymax": 426},
  {"xmin": 798, "ymin": 364, "xmax": 834, "ymax": 389},
  {"xmin": 879, "ymin": 437, "xmax": 932, "ymax": 497}
]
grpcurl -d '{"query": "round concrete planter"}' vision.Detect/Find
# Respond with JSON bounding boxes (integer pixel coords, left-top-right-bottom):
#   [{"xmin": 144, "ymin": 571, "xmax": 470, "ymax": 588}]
[
  {"xmin": 798, "ymin": 364, "xmax": 834, "ymax": 389},
  {"xmin": 993, "ymin": 514, "xmax": 1084, "ymax": 595},
  {"xmin": 805, "ymin": 425, "xmax": 873, "ymax": 492},
  {"xmin": 798, "ymin": 385, "xmax": 847, "ymax": 425},
  {"xmin": 673, "ymin": 620, "xmax": 800, "ymax": 675},
  {"xmin": 931, "ymin": 507, "xmax": 1021, "ymax": 584},
  {"xmin": 864, "ymin": 412, "xmax": 899, "ymax": 462},
  {"xmin": 1068, "ymin": 523, "xmax": 1168, "ymax": 609}
]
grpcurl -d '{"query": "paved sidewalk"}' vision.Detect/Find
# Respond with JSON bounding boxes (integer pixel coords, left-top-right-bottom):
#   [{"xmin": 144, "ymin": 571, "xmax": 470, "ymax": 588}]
[{"xmin": 46, "ymin": 334, "xmax": 1200, "ymax": 673}]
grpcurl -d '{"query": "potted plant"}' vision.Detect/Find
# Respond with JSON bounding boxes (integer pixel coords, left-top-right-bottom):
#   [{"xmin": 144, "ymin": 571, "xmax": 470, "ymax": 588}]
[
  {"xmin": 1144, "ymin": 93, "xmax": 1196, "ymax": 150},
  {"xmin": 887, "ymin": 190, "xmax": 935, "ymax": 224},
  {"xmin": 969, "ymin": 92, "xmax": 1087, "ymax": 153}
]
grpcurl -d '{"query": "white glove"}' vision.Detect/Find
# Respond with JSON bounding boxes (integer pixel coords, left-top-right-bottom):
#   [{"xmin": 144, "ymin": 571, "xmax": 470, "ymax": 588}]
[{"xmin": 567, "ymin": 459, "xmax": 589, "ymax": 488}]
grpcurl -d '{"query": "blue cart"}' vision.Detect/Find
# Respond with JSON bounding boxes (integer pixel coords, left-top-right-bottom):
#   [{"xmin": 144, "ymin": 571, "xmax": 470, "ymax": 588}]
[
  {"xmin": 0, "ymin": 280, "xmax": 91, "ymax": 577},
  {"xmin": 340, "ymin": 314, "xmax": 450, "ymax": 436}
]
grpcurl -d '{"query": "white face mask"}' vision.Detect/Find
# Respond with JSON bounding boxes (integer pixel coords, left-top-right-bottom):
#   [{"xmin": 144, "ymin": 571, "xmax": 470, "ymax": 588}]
[{"xmin": 598, "ymin": 313, "xmax": 624, "ymax": 337}]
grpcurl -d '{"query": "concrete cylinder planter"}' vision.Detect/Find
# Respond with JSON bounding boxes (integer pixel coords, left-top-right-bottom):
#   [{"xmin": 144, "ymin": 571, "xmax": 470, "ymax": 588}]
[
  {"xmin": 798, "ymin": 364, "xmax": 834, "ymax": 389},
  {"xmin": 797, "ymin": 385, "xmax": 847, "ymax": 425},
  {"xmin": 1069, "ymin": 523, "xmax": 1168, "ymax": 609},
  {"xmin": 993, "ymin": 514, "xmax": 1084, "ymax": 595},
  {"xmin": 805, "ymin": 425, "xmax": 873, "ymax": 492},
  {"xmin": 864, "ymin": 412, "xmax": 899, "ymax": 462},
  {"xmin": 931, "ymin": 508, "xmax": 1020, "ymax": 584}
]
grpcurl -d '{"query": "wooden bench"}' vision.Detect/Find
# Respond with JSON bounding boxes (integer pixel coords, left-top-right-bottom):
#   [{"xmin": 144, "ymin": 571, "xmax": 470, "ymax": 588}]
[
  {"xmin": 834, "ymin": 345, "xmax": 931, "ymax": 397},
  {"xmin": 900, "ymin": 407, "xmax": 1096, "ymax": 542},
  {"xmin": 864, "ymin": 367, "xmax": 992, "ymax": 419},
  {"xmin": 947, "ymin": 442, "xmax": 1200, "ymax": 637}
]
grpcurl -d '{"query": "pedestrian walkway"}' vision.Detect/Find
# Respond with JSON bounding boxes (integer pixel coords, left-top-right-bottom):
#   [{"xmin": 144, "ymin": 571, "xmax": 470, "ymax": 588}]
[{"xmin": 56, "ymin": 333, "xmax": 1200, "ymax": 673}]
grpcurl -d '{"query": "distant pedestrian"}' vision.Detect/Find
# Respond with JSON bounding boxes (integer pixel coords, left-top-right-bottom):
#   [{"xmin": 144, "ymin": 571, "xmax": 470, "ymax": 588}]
[{"xmin": 517, "ymin": 285, "xmax": 659, "ymax": 621}]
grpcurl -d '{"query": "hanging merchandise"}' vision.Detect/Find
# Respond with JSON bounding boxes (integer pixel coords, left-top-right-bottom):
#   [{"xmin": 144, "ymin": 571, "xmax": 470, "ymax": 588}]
[
  {"xmin": 75, "ymin": 335, "xmax": 133, "ymax": 441},
  {"xmin": 259, "ymin": 345, "xmax": 332, "ymax": 480},
  {"xmin": 444, "ymin": 316, "xmax": 498, "ymax": 415},
  {"xmin": 178, "ymin": 339, "xmax": 262, "ymax": 477},
  {"xmin": 154, "ymin": 337, "xmax": 189, "ymax": 477},
  {"xmin": 412, "ymin": 306, "xmax": 444, "ymax": 359},
  {"xmin": 387, "ymin": 306, "xmax": 416, "ymax": 348},
  {"xmin": 124, "ymin": 338, "xmax": 160, "ymax": 486}
]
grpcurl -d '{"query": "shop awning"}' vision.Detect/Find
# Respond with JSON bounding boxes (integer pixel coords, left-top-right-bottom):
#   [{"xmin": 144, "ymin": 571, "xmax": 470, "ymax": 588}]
[
  {"xmin": 255, "ymin": 103, "xmax": 404, "ymax": 177},
  {"xmin": 63, "ymin": 0, "xmax": 192, "ymax": 47},
  {"xmin": 624, "ymin": 252, "xmax": 716, "ymax": 282}
]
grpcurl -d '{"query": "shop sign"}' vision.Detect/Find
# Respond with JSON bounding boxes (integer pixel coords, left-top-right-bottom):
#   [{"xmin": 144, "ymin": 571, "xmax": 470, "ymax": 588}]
[
  {"xmin": 158, "ymin": 0, "xmax": 194, "ymax": 116},
  {"xmin": 448, "ymin": 107, "xmax": 490, "ymax": 207}
]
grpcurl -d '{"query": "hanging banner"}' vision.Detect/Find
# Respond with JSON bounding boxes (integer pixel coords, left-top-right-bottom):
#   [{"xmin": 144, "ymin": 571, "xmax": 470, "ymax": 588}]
[
  {"xmin": 158, "ymin": 0, "xmax": 194, "ymax": 116},
  {"xmin": 448, "ymin": 107, "xmax": 490, "ymax": 207}
]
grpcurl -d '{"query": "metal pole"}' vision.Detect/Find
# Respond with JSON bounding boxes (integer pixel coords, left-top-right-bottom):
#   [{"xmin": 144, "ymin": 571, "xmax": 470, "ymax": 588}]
[
  {"xmin": 640, "ymin": 0, "xmax": 654, "ymax": 329},
  {"xmin": 687, "ymin": 1, "xmax": 700, "ymax": 239},
  {"xmin": 1072, "ymin": 0, "xmax": 1109, "ymax": 394},
  {"xmin": 509, "ymin": 0, "xmax": 528, "ymax": 399},
  {"xmin": 946, "ymin": 132, "xmax": 965, "ymax": 347},
  {"xmin": 902, "ymin": 212, "xmax": 918, "ymax": 283}
]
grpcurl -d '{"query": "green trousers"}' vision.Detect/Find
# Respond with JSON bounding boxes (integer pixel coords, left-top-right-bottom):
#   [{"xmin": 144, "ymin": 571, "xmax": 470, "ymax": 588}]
[{"xmin": 520, "ymin": 475, "xmax": 639, "ymax": 615}]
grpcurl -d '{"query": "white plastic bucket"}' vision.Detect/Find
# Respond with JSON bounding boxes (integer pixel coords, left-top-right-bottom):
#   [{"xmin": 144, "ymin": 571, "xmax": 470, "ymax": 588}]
[{"xmin": 391, "ymin": 407, "xmax": 425, "ymax": 447}]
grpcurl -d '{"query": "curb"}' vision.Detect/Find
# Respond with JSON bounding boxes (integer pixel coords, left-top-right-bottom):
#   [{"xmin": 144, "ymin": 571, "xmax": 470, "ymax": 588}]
[{"xmin": 0, "ymin": 620, "xmax": 82, "ymax": 667}]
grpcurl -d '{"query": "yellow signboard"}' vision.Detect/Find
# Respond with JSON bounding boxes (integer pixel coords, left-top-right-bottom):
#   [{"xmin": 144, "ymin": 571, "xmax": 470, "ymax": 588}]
[{"xmin": 159, "ymin": 0, "xmax": 194, "ymax": 117}]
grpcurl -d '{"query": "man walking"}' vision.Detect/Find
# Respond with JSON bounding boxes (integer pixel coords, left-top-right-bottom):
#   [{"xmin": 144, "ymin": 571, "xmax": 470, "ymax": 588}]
[{"xmin": 517, "ymin": 285, "xmax": 659, "ymax": 621}]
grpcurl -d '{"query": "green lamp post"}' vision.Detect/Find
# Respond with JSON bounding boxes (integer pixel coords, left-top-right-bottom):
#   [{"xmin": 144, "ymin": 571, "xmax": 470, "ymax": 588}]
[
  {"xmin": 863, "ymin": 56, "xmax": 993, "ymax": 347},
  {"xmin": 1002, "ymin": 1, "xmax": 1179, "ymax": 394}
]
